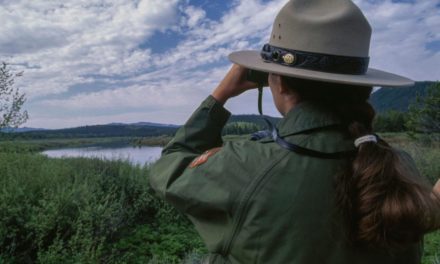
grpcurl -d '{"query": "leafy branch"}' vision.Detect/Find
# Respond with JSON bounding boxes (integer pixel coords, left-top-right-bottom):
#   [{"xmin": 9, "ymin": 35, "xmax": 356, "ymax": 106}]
[{"xmin": 0, "ymin": 62, "xmax": 28, "ymax": 128}]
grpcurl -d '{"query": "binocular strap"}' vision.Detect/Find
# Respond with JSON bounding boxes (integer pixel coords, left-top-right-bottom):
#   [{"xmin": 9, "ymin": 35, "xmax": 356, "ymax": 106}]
[{"xmin": 255, "ymin": 87, "xmax": 355, "ymax": 159}]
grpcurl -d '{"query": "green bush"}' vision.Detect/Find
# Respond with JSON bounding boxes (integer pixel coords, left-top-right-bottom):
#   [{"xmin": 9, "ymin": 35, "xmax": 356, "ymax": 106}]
[
  {"xmin": 374, "ymin": 110, "xmax": 407, "ymax": 132},
  {"xmin": 0, "ymin": 153, "xmax": 204, "ymax": 263},
  {"xmin": 222, "ymin": 121, "xmax": 261, "ymax": 135},
  {"xmin": 423, "ymin": 231, "xmax": 440, "ymax": 264},
  {"xmin": 108, "ymin": 223, "xmax": 205, "ymax": 263},
  {"xmin": 407, "ymin": 82, "xmax": 440, "ymax": 136}
]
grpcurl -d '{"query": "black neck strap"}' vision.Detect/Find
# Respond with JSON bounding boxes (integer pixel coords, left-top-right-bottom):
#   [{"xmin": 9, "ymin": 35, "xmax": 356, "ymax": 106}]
[
  {"xmin": 262, "ymin": 118, "xmax": 356, "ymax": 160},
  {"xmin": 252, "ymin": 77, "xmax": 356, "ymax": 159},
  {"xmin": 256, "ymin": 88, "xmax": 355, "ymax": 159},
  {"xmin": 260, "ymin": 44, "xmax": 369, "ymax": 75}
]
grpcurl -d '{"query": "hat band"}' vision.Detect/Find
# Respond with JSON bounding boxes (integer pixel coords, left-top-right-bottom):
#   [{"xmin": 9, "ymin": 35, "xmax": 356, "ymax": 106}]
[{"xmin": 260, "ymin": 44, "xmax": 369, "ymax": 75}]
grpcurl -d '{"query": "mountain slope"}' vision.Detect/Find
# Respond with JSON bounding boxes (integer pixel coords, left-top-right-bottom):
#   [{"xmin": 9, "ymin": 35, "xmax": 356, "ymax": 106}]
[
  {"xmin": 369, "ymin": 81, "xmax": 434, "ymax": 113},
  {"xmin": 1, "ymin": 127, "xmax": 47, "ymax": 133}
]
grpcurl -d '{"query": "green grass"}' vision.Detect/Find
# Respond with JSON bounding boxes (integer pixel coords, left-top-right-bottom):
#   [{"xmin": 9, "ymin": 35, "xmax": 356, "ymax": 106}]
[
  {"xmin": 424, "ymin": 231, "xmax": 440, "ymax": 264},
  {"xmin": 0, "ymin": 133, "xmax": 438, "ymax": 263},
  {"xmin": 0, "ymin": 137, "xmax": 133, "ymax": 153},
  {"xmin": 380, "ymin": 133, "xmax": 440, "ymax": 184},
  {"xmin": 0, "ymin": 136, "xmax": 175, "ymax": 153}
]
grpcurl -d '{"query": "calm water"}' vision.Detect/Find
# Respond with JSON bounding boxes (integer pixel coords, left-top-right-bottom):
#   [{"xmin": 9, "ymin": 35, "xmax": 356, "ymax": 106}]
[{"xmin": 42, "ymin": 145, "xmax": 163, "ymax": 165}]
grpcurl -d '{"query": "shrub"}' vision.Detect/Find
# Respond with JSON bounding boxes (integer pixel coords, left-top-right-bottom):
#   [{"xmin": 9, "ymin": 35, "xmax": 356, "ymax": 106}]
[
  {"xmin": 407, "ymin": 82, "xmax": 440, "ymax": 140},
  {"xmin": 0, "ymin": 153, "xmax": 204, "ymax": 262},
  {"xmin": 374, "ymin": 110, "xmax": 407, "ymax": 132}
]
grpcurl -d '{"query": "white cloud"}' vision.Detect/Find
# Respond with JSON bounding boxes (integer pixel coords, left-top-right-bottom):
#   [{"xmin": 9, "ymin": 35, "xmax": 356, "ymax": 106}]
[
  {"xmin": 354, "ymin": 0, "xmax": 440, "ymax": 80},
  {"xmin": 150, "ymin": 0, "xmax": 286, "ymax": 69},
  {"xmin": 1, "ymin": 0, "xmax": 180, "ymax": 96},
  {"xmin": 183, "ymin": 5, "xmax": 206, "ymax": 28},
  {"xmin": 3, "ymin": 0, "xmax": 440, "ymax": 128},
  {"xmin": 22, "ymin": 0, "xmax": 289, "ymax": 128}
]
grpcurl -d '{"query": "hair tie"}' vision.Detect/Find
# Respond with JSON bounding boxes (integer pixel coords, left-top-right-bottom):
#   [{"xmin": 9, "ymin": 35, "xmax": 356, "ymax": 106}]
[{"xmin": 354, "ymin": 135, "xmax": 377, "ymax": 147}]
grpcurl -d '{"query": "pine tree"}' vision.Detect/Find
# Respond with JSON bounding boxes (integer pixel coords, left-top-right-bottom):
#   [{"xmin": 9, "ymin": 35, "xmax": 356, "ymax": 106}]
[{"xmin": 406, "ymin": 82, "xmax": 440, "ymax": 138}]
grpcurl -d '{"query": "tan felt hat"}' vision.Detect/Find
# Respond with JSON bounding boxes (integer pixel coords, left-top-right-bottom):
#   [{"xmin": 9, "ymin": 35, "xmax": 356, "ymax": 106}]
[{"xmin": 229, "ymin": 0, "xmax": 414, "ymax": 87}]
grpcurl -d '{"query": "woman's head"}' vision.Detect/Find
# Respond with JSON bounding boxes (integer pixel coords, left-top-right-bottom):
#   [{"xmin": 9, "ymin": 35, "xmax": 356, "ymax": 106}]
[{"xmin": 268, "ymin": 73, "xmax": 373, "ymax": 121}]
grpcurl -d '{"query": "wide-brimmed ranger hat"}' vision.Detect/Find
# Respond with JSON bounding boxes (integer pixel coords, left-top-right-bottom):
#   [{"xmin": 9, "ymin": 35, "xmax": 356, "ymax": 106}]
[{"xmin": 229, "ymin": 0, "xmax": 414, "ymax": 87}]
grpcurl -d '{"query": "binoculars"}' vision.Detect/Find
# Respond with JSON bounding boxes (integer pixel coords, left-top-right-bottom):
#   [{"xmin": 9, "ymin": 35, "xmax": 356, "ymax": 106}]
[{"xmin": 246, "ymin": 69, "xmax": 269, "ymax": 87}]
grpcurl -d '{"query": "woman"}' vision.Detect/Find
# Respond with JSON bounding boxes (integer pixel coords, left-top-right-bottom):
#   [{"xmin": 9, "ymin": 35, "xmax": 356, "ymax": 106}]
[{"xmin": 150, "ymin": 0, "xmax": 440, "ymax": 263}]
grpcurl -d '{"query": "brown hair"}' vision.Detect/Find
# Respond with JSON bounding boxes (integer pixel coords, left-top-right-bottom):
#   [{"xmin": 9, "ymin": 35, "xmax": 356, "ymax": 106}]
[{"xmin": 282, "ymin": 76, "xmax": 440, "ymax": 248}]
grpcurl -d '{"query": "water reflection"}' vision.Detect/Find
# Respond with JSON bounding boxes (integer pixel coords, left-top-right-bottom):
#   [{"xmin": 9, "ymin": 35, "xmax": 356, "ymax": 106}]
[{"xmin": 42, "ymin": 145, "xmax": 163, "ymax": 166}]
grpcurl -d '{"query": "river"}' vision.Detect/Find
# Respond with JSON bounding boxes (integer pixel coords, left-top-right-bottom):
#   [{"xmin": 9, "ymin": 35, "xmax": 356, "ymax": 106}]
[{"xmin": 42, "ymin": 145, "xmax": 163, "ymax": 166}]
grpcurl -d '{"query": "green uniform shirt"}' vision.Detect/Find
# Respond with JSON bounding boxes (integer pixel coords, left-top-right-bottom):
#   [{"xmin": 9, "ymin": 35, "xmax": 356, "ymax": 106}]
[{"xmin": 150, "ymin": 95, "xmax": 422, "ymax": 264}]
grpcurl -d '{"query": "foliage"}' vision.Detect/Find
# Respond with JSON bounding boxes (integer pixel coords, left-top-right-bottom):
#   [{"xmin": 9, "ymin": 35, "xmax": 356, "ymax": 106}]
[
  {"xmin": 0, "ymin": 134, "xmax": 439, "ymax": 263},
  {"xmin": 131, "ymin": 135, "xmax": 172, "ymax": 147},
  {"xmin": 0, "ymin": 62, "xmax": 28, "ymax": 128},
  {"xmin": 369, "ymin": 81, "xmax": 433, "ymax": 113},
  {"xmin": 0, "ymin": 137, "xmax": 133, "ymax": 153},
  {"xmin": 222, "ymin": 121, "xmax": 262, "ymax": 135},
  {"xmin": 423, "ymin": 231, "xmax": 440, "ymax": 264},
  {"xmin": 108, "ymin": 223, "xmax": 205, "ymax": 263},
  {"xmin": 5, "ymin": 124, "xmax": 178, "ymax": 140},
  {"xmin": 227, "ymin": 114, "xmax": 280, "ymax": 127},
  {"xmin": 381, "ymin": 133, "xmax": 440, "ymax": 185},
  {"xmin": 0, "ymin": 152, "xmax": 205, "ymax": 263},
  {"xmin": 373, "ymin": 110, "xmax": 407, "ymax": 132},
  {"xmin": 406, "ymin": 82, "xmax": 440, "ymax": 137}
]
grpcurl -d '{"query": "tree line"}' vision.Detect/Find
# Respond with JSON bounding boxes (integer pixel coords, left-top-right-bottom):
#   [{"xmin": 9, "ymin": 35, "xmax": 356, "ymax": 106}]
[
  {"xmin": 1, "ymin": 61, "xmax": 438, "ymax": 138},
  {"xmin": 374, "ymin": 82, "xmax": 439, "ymax": 135}
]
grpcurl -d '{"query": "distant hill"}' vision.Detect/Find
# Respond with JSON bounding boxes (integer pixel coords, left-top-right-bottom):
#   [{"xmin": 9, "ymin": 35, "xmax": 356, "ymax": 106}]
[
  {"xmin": 1, "ymin": 116, "xmax": 278, "ymax": 139},
  {"xmin": 2, "ymin": 123, "xmax": 179, "ymax": 140},
  {"xmin": 369, "ymin": 81, "xmax": 435, "ymax": 113},
  {"xmin": 109, "ymin": 122, "xmax": 178, "ymax": 128},
  {"xmin": 1, "ymin": 127, "xmax": 47, "ymax": 133}
]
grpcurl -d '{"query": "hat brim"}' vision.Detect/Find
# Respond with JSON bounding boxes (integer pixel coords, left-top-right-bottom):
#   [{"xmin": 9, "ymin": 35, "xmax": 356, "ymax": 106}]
[{"xmin": 229, "ymin": 50, "xmax": 414, "ymax": 87}]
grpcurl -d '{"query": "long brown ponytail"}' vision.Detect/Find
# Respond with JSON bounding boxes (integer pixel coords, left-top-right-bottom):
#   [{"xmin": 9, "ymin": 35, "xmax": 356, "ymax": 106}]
[{"xmin": 283, "ymin": 76, "xmax": 440, "ymax": 248}]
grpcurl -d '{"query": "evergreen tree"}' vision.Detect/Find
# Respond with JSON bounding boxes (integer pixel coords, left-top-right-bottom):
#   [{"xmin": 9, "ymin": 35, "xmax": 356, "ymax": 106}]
[
  {"xmin": 406, "ymin": 82, "xmax": 440, "ymax": 136},
  {"xmin": 374, "ymin": 110, "xmax": 407, "ymax": 132}
]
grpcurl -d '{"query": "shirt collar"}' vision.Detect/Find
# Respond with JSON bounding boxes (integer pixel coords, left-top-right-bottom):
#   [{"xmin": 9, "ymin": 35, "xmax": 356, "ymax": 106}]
[{"xmin": 277, "ymin": 102, "xmax": 343, "ymax": 137}]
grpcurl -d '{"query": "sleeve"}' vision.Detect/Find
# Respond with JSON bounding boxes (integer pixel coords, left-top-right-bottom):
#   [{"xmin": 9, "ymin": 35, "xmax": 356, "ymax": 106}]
[
  {"xmin": 149, "ymin": 95, "xmax": 237, "ymax": 251},
  {"xmin": 149, "ymin": 95, "xmax": 230, "ymax": 201}
]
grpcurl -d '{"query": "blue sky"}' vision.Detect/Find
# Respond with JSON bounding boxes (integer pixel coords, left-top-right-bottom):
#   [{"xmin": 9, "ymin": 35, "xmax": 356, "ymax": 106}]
[{"xmin": 1, "ymin": 0, "xmax": 439, "ymax": 128}]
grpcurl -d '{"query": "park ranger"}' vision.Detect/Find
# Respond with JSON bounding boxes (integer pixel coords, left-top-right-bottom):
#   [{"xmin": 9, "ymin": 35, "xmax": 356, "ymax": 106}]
[{"xmin": 150, "ymin": 0, "xmax": 440, "ymax": 263}]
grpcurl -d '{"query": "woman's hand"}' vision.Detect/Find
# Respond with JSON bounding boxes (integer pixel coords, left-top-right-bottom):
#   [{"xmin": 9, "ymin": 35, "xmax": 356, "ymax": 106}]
[{"xmin": 211, "ymin": 64, "xmax": 259, "ymax": 104}]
